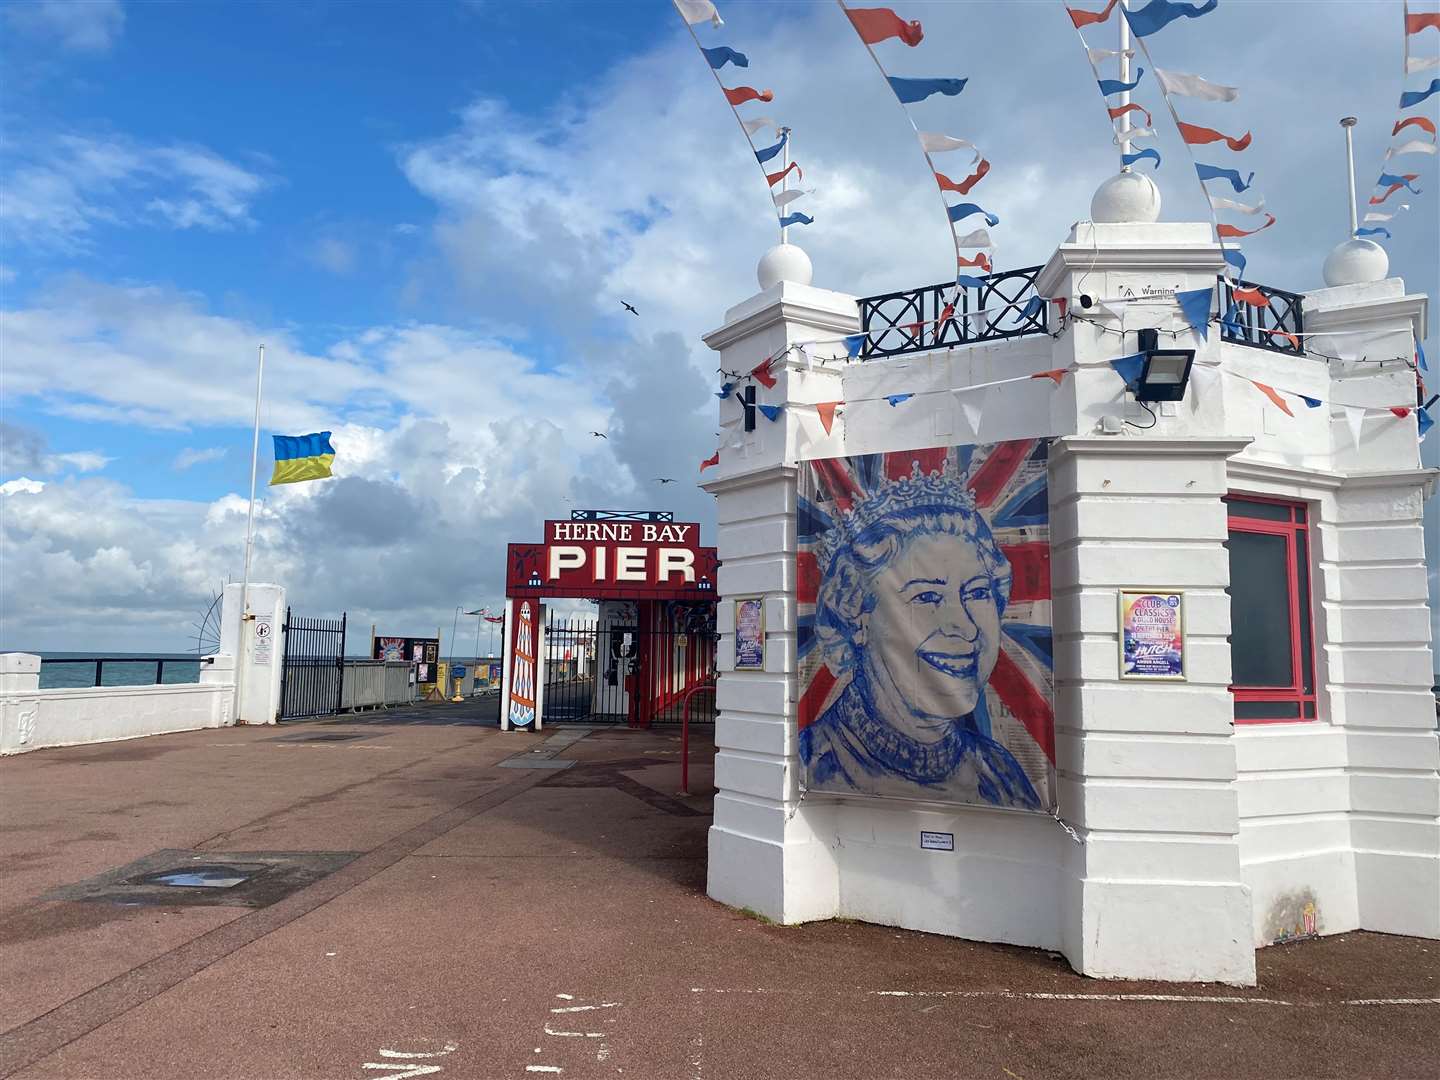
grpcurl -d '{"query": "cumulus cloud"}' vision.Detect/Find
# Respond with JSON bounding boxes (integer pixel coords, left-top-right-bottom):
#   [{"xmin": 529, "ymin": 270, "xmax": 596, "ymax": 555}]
[
  {"xmin": 1, "ymin": 134, "xmax": 270, "ymax": 252},
  {"xmin": 0, "ymin": 422, "xmax": 109, "ymax": 476},
  {"xmin": 5, "ymin": 0, "xmax": 124, "ymax": 53},
  {"xmin": 173, "ymin": 447, "xmax": 226, "ymax": 470}
]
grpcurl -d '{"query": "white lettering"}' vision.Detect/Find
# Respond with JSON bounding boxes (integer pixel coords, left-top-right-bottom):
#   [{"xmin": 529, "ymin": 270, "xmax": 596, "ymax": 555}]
[
  {"xmin": 657, "ymin": 548, "xmax": 695, "ymax": 583},
  {"xmin": 548, "ymin": 546, "xmax": 586, "ymax": 579},
  {"xmin": 641, "ymin": 524, "xmax": 659, "ymax": 542},
  {"xmin": 614, "ymin": 547, "xmax": 647, "ymax": 581},
  {"xmin": 592, "ymin": 546, "xmax": 606, "ymax": 582}
]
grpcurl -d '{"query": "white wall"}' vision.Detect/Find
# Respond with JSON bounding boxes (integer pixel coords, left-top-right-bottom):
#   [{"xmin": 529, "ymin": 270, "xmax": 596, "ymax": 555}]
[
  {"xmin": 702, "ymin": 222, "xmax": 1438, "ymax": 984},
  {"xmin": 220, "ymin": 582, "xmax": 286, "ymax": 725},
  {"xmin": 0, "ymin": 653, "xmax": 235, "ymax": 755}
]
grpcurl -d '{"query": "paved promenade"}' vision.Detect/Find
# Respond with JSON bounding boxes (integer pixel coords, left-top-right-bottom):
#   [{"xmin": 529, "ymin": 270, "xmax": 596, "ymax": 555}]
[{"xmin": 1, "ymin": 703, "xmax": 1436, "ymax": 1079}]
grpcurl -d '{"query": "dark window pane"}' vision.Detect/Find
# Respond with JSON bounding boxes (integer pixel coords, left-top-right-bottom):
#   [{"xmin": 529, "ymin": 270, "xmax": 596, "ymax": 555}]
[
  {"xmin": 1228, "ymin": 530, "xmax": 1294, "ymax": 686},
  {"xmin": 1236, "ymin": 699, "xmax": 1302, "ymax": 719},
  {"xmin": 1296, "ymin": 531, "xmax": 1314, "ymax": 694},
  {"xmin": 1296, "ymin": 505, "xmax": 1308, "ymax": 523},
  {"xmin": 1227, "ymin": 498, "xmax": 1292, "ymax": 521},
  {"xmin": 1303, "ymin": 700, "xmax": 1316, "ymax": 718}
]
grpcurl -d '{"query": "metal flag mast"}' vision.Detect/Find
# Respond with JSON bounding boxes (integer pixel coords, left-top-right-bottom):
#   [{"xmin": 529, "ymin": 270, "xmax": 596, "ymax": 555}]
[
  {"xmin": 1340, "ymin": 116, "xmax": 1359, "ymax": 238},
  {"xmin": 1118, "ymin": 0, "xmax": 1132, "ymax": 171},
  {"xmin": 780, "ymin": 128, "xmax": 791, "ymax": 244},
  {"xmin": 234, "ymin": 343, "xmax": 265, "ymax": 722}
]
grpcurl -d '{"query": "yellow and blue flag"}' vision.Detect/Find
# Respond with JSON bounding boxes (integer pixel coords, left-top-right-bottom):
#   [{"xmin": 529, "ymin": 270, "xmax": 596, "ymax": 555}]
[{"xmin": 269, "ymin": 432, "xmax": 335, "ymax": 486}]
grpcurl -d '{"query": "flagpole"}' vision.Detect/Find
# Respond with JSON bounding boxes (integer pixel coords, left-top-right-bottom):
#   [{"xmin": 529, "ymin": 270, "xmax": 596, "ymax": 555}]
[
  {"xmin": 234, "ymin": 342, "xmax": 264, "ymax": 723},
  {"xmin": 1340, "ymin": 116, "xmax": 1359, "ymax": 237},
  {"xmin": 1118, "ymin": 0, "xmax": 1132, "ymax": 172},
  {"xmin": 780, "ymin": 129, "xmax": 790, "ymax": 244}
]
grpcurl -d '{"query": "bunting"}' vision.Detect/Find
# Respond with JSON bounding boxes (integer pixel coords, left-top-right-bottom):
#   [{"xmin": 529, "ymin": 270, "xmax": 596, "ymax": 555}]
[
  {"xmin": 1360, "ymin": 4, "xmax": 1438, "ymax": 245},
  {"xmin": 1176, "ymin": 121, "xmax": 1252, "ymax": 151},
  {"xmin": 1066, "ymin": 0, "xmax": 1164, "ymax": 179},
  {"xmin": 673, "ymin": 0, "xmax": 814, "ymax": 232},
  {"xmin": 1123, "ymin": 0, "xmax": 1218, "ymax": 38},
  {"xmin": 838, "ymin": 0, "xmax": 1000, "ymax": 300}
]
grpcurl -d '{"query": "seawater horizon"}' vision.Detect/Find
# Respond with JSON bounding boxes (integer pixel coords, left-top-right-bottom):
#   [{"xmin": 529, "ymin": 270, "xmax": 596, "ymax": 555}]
[{"xmin": 26, "ymin": 651, "xmax": 205, "ymax": 691}]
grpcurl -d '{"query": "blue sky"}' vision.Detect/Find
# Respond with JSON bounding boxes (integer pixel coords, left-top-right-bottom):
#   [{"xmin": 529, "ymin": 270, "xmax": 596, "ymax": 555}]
[{"xmin": 2, "ymin": 0, "xmax": 1437, "ymax": 652}]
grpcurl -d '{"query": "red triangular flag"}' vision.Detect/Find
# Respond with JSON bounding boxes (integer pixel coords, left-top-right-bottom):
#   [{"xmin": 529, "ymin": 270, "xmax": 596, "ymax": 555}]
[
  {"xmin": 1030, "ymin": 368, "xmax": 1068, "ymax": 385},
  {"xmin": 1251, "ymin": 380, "xmax": 1294, "ymax": 417},
  {"xmin": 750, "ymin": 357, "xmax": 777, "ymax": 388},
  {"xmin": 815, "ymin": 401, "xmax": 842, "ymax": 435},
  {"xmin": 700, "ymin": 451, "xmax": 720, "ymax": 471},
  {"xmin": 935, "ymin": 159, "xmax": 990, "ymax": 196},
  {"xmin": 1232, "ymin": 285, "xmax": 1270, "ymax": 307},
  {"xmin": 723, "ymin": 86, "xmax": 773, "ymax": 107},
  {"xmin": 1391, "ymin": 407, "xmax": 1412, "ymax": 418},
  {"xmin": 766, "ymin": 162, "xmax": 802, "ymax": 187},
  {"xmin": 846, "ymin": 7, "xmax": 924, "ymax": 46},
  {"xmin": 1068, "ymin": 0, "xmax": 1119, "ymax": 27}
]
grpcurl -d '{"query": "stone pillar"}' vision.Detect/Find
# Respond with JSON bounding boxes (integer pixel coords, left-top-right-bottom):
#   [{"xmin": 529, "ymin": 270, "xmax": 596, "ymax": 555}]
[
  {"xmin": 0, "ymin": 653, "xmax": 42, "ymax": 755},
  {"xmin": 220, "ymin": 582, "xmax": 286, "ymax": 725},
  {"xmin": 1052, "ymin": 437, "xmax": 1256, "ymax": 984},
  {"xmin": 701, "ymin": 271, "xmax": 859, "ymax": 922}
]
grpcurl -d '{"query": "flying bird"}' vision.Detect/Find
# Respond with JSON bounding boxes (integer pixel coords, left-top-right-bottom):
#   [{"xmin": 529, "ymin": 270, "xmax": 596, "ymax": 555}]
[
  {"xmin": 589, "ymin": 431, "xmax": 608, "ymax": 439},
  {"xmin": 653, "ymin": 477, "xmax": 676, "ymax": 484},
  {"xmin": 621, "ymin": 301, "xmax": 639, "ymax": 316}
]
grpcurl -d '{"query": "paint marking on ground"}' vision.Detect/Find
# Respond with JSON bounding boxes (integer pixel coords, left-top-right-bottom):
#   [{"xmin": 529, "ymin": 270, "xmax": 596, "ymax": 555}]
[
  {"xmin": 688, "ymin": 987, "xmax": 1440, "ymax": 1009},
  {"xmin": 550, "ymin": 1002, "xmax": 621, "ymax": 1013},
  {"xmin": 361, "ymin": 1065, "xmax": 443, "ymax": 1078},
  {"xmin": 554, "ymin": 993, "xmax": 574, "ymax": 1000},
  {"xmin": 525, "ymin": 1067, "xmax": 564, "ymax": 1074},
  {"xmin": 358, "ymin": 1041, "xmax": 456, "ymax": 1077},
  {"xmin": 1344, "ymin": 997, "xmax": 1440, "ymax": 1006},
  {"xmin": 544, "ymin": 1026, "xmax": 605, "ymax": 1038},
  {"xmin": 379, "ymin": 1046, "xmax": 459, "ymax": 1060}
]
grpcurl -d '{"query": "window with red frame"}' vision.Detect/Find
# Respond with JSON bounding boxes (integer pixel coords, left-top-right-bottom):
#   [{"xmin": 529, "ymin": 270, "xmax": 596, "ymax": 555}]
[{"xmin": 1224, "ymin": 496, "xmax": 1318, "ymax": 722}]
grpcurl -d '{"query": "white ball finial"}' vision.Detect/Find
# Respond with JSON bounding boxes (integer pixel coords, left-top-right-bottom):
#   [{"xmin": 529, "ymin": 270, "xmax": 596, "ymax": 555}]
[
  {"xmin": 1322, "ymin": 238, "xmax": 1388, "ymax": 287},
  {"xmin": 757, "ymin": 243, "xmax": 813, "ymax": 290},
  {"xmin": 1090, "ymin": 171, "xmax": 1162, "ymax": 223}
]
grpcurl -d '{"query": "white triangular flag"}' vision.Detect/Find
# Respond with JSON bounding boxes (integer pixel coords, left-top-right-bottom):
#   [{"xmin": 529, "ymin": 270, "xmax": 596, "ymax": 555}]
[
  {"xmin": 1363, "ymin": 204, "xmax": 1409, "ymax": 222},
  {"xmin": 1344, "ymin": 406, "xmax": 1366, "ymax": 451},
  {"xmin": 1154, "ymin": 68, "xmax": 1238, "ymax": 102},
  {"xmin": 1406, "ymin": 55, "xmax": 1440, "ymax": 74},
  {"xmin": 1386, "ymin": 140, "xmax": 1439, "ymax": 159},
  {"xmin": 953, "ymin": 386, "xmax": 987, "ymax": 438},
  {"xmin": 918, "ymin": 132, "xmax": 979, "ymax": 159},
  {"xmin": 1087, "ymin": 46, "xmax": 1135, "ymax": 64},
  {"xmin": 673, "ymin": 0, "xmax": 722, "ymax": 27},
  {"xmin": 1113, "ymin": 127, "xmax": 1158, "ymax": 144},
  {"xmin": 741, "ymin": 115, "xmax": 778, "ymax": 136},
  {"xmin": 773, "ymin": 189, "xmax": 806, "ymax": 208},
  {"xmin": 1189, "ymin": 364, "xmax": 1219, "ymax": 414},
  {"xmin": 1102, "ymin": 298, "xmax": 1132, "ymax": 323},
  {"xmin": 954, "ymin": 228, "xmax": 993, "ymax": 248},
  {"xmin": 1208, "ymin": 194, "xmax": 1267, "ymax": 215}
]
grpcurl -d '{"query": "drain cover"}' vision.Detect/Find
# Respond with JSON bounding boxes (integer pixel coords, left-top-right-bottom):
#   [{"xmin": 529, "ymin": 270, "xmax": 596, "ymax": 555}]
[
  {"xmin": 43, "ymin": 849, "xmax": 358, "ymax": 909},
  {"xmin": 141, "ymin": 864, "xmax": 263, "ymax": 889}
]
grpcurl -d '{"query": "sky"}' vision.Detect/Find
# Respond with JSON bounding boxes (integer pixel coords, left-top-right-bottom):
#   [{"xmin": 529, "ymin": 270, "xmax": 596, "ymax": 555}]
[{"xmin": 1, "ymin": 0, "xmax": 1437, "ymax": 655}]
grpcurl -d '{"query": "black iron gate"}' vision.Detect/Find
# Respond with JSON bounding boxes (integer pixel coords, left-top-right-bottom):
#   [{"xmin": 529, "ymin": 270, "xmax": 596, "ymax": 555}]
[
  {"xmin": 279, "ymin": 609, "xmax": 347, "ymax": 720},
  {"xmin": 541, "ymin": 608, "xmax": 716, "ymax": 726}
]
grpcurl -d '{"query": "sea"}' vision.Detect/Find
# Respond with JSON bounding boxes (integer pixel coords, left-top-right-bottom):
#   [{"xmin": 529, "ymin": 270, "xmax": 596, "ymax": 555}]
[{"xmin": 32, "ymin": 652, "xmax": 203, "ymax": 690}]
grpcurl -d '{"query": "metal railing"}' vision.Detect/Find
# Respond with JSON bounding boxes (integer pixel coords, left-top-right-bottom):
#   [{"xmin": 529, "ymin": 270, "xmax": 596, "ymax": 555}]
[
  {"xmin": 339, "ymin": 660, "xmax": 415, "ymax": 711},
  {"xmin": 1220, "ymin": 279, "xmax": 1305, "ymax": 356},
  {"xmin": 856, "ymin": 268, "xmax": 1306, "ymax": 361},
  {"xmin": 857, "ymin": 265, "xmax": 1048, "ymax": 359},
  {"xmin": 38, "ymin": 656, "xmax": 203, "ymax": 689}
]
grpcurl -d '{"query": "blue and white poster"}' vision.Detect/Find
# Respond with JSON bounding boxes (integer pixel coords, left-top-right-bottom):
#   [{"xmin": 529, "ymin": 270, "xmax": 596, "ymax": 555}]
[{"xmin": 796, "ymin": 440, "xmax": 1055, "ymax": 811}]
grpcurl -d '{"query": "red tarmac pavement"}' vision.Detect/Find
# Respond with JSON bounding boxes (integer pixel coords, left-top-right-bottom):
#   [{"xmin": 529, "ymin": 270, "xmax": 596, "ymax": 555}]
[{"xmin": 1, "ymin": 701, "xmax": 1436, "ymax": 1080}]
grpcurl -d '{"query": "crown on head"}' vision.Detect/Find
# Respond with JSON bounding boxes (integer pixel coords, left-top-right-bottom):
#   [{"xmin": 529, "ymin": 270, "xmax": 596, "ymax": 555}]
[{"xmin": 817, "ymin": 455, "xmax": 979, "ymax": 570}]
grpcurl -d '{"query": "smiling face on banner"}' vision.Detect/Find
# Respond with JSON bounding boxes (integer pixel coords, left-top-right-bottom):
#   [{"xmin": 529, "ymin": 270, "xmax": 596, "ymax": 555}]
[{"xmin": 796, "ymin": 440, "xmax": 1055, "ymax": 811}]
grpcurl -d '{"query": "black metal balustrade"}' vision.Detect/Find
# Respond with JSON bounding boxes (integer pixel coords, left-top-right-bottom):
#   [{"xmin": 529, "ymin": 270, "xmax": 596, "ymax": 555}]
[
  {"xmin": 856, "ymin": 268, "xmax": 1306, "ymax": 361},
  {"xmin": 858, "ymin": 265, "xmax": 1047, "ymax": 359},
  {"xmin": 1219, "ymin": 279, "xmax": 1305, "ymax": 356},
  {"xmin": 38, "ymin": 656, "xmax": 203, "ymax": 688}
]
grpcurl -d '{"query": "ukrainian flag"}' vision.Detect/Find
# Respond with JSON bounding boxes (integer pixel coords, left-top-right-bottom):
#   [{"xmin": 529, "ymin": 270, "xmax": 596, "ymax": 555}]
[{"xmin": 270, "ymin": 432, "xmax": 335, "ymax": 485}]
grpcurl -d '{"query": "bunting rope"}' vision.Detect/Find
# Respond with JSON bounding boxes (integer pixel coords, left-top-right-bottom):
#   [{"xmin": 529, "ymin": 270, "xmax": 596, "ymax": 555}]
[
  {"xmin": 836, "ymin": 2, "xmax": 997, "ymax": 295},
  {"xmin": 1064, "ymin": 1, "xmax": 1162, "ymax": 175},
  {"xmin": 672, "ymin": 0, "xmax": 814, "ymax": 232},
  {"xmin": 1359, "ymin": 3, "xmax": 1438, "ymax": 244}
]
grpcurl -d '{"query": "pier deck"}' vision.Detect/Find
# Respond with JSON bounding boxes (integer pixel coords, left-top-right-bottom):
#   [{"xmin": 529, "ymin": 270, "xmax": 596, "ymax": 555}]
[{"xmin": 0, "ymin": 714, "xmax": 1435, "ymax": 1079}]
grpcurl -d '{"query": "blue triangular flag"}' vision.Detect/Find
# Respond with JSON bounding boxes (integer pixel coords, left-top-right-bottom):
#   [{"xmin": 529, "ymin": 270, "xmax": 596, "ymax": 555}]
[
  {"xmin": 1020, "ymin": 295, "xmax": 1045, "ymax": 321},
  {"xmin": 1174, "ymin": 285, "xmax": 1213, "ymax": 342},
  {"xmin": 1220, "ymin": 301, "xmax": 1244, "ymax": 336},
  {"xmin": 885, "ymin": 394, "xmax": 914, "ymax": 407},
  {"xmin": 717, "ymin": 382, "xmax": 734, "ymax": 400},
  {"xmin": 1121, "ymin": 147, "xmax": 1161, "ymax": 169},
  {"xmin": 844, "ymin": 334, "xmax": 866, "ymax": 359},
  {"xmin": 1418, "ymin": 340, "xmax": 1428, "ymax": 373},
  {"xmin": 701, "ymin": 45, "xmax": 748, "ymax": 70},
  {"xmin": 956, "ymin": 274, "xmax": 987, "ymax": 289},
  {"xmin": 1300, "ymin": 395, "xmax": 1323, "ymax": 409},
  {"xmin": 1222, "ymin": 247, "xmax": 1247, "ymax": 278},
  {"xmin": 1419, "ymin": 408, "xmax": 1434, "ymax": 439},
  {"xmin": 778, "ymin": 211, "xmax": 814, "ymax": 228},
  {"xmin": 1110, "ymin": 352, "xmax": 1146, "ymax": 387},
  {"xmin": 757, "ymin": 404, "xmax": 783, "ymax": 422}
]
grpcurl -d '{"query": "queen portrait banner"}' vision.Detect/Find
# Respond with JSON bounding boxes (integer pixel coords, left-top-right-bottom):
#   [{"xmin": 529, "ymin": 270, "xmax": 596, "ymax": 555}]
[{"xmin": 796, "ymin": 439, "xmax": 1056, "ymax": 812}]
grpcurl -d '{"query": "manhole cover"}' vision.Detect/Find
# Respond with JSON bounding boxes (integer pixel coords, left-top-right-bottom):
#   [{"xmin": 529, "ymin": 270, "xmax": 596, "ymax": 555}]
[
  {"xmin": 42, "ymin": 849, "xmax": 359, "ymax": 909},
  {"xmin": 140, "ymin": 865, "xmax": 262, "ymax": 889}
]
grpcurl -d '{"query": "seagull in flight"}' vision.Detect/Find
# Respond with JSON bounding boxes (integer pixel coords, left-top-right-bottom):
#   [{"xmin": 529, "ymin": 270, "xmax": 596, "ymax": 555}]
[
  {"xmin": 653, "ymin": 477, "xmax": 676, "ymax": 484},
  {"xmin": 621, "ymin": 300, "xmax": 639, "ymax": 316},
  {"xmin": 589, "ymin": 431, "xmax": 608, "ymax": 439}
]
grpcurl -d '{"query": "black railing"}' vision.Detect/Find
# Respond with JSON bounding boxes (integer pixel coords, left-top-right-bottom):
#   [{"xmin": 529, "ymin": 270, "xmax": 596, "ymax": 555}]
[
  {"xmin": 38, "ymin": 656, "xmax": 204, "ymax": 689},
  {"xmin": 279, "ymin": 610, "xmax": 347, "ymax": 720},
  {"xmin": 858, "ymin": 265, "xmax": 1047, "ymax": 359},
  {"xmin": 1220, "ymin": 279, "xmax": 1305, "ymax": 356}
]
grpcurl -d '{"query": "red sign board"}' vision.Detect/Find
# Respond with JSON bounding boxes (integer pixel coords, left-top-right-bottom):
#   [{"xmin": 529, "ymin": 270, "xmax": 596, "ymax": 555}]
[{"xmin": 506, "ymin": 519, "xmax": 718, "ymax": 600}]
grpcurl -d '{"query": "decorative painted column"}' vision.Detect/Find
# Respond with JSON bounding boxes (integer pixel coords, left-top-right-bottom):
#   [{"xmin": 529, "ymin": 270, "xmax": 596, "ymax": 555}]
[{"xmin": 701, "ymin": 249, "xmax": 857, "ymax": 921}]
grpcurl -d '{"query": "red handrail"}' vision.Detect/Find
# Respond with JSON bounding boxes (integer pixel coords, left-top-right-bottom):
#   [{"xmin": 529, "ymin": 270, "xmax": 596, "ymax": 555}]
[{"xmin": 678, "ymin": 681, "xmax": 716, "ymax": 795}]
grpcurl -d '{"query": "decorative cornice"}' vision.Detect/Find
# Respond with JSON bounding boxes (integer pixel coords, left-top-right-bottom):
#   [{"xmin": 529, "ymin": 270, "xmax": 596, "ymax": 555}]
[
  {"xmin": 1299, "ymin": 292, "xmax": 1427, "ymax": 343},
  {"xmin": 1051, "ymin": 435, "xmax": 1252, "ymax": 460},
  {"xmin": 1226, "ymin": 457, "xmax": 1345, "ymax": 491},
  {"xmin": 1035, "ymin": 243, "xmax": 1228, "ymax": 298},
  {"xmin": 701, "ymin": 463, "xmax": 798, "ymax": 497},
  {"xmin": 704, "ymin": 293, "xmax": 859, "ymax": 353}
]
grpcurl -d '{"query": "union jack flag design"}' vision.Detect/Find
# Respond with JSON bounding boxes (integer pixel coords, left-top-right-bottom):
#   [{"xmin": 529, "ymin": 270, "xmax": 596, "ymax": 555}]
[{"xmin": 796, "ymin": 439, "xmax": 1055, "ymax": 808}]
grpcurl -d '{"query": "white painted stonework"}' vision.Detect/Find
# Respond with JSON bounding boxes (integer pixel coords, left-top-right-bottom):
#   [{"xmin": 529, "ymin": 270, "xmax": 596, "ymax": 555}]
[{"xmin": 702, "ymin": 223, "xmax": 1437, "ymax": 984}]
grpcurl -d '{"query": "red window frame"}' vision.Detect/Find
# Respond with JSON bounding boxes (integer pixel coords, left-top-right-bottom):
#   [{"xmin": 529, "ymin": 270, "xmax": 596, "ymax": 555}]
[{"xmin": 1225, "ymin": 494, "xmax": 1318, "ymax": 724}]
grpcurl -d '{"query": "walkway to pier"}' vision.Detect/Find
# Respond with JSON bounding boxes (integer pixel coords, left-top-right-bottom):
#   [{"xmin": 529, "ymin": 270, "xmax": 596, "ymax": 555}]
[{"xmin": 0, "ymin": 719, "xmax": 1435, "ymax": 1079}]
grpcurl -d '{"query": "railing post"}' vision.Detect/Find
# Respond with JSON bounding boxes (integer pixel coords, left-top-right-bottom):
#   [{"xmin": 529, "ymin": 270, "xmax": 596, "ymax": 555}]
[
  {"xmin": 94, "ymin": 659, "xmax": 103, "ymax": 687},
  {"xmin": 337, "ymin": 613, "xmax": 348, "ymax": 714},
  {"xmin": 156, "ymin": 659, "xmax": 165, "ymax": 685}
]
